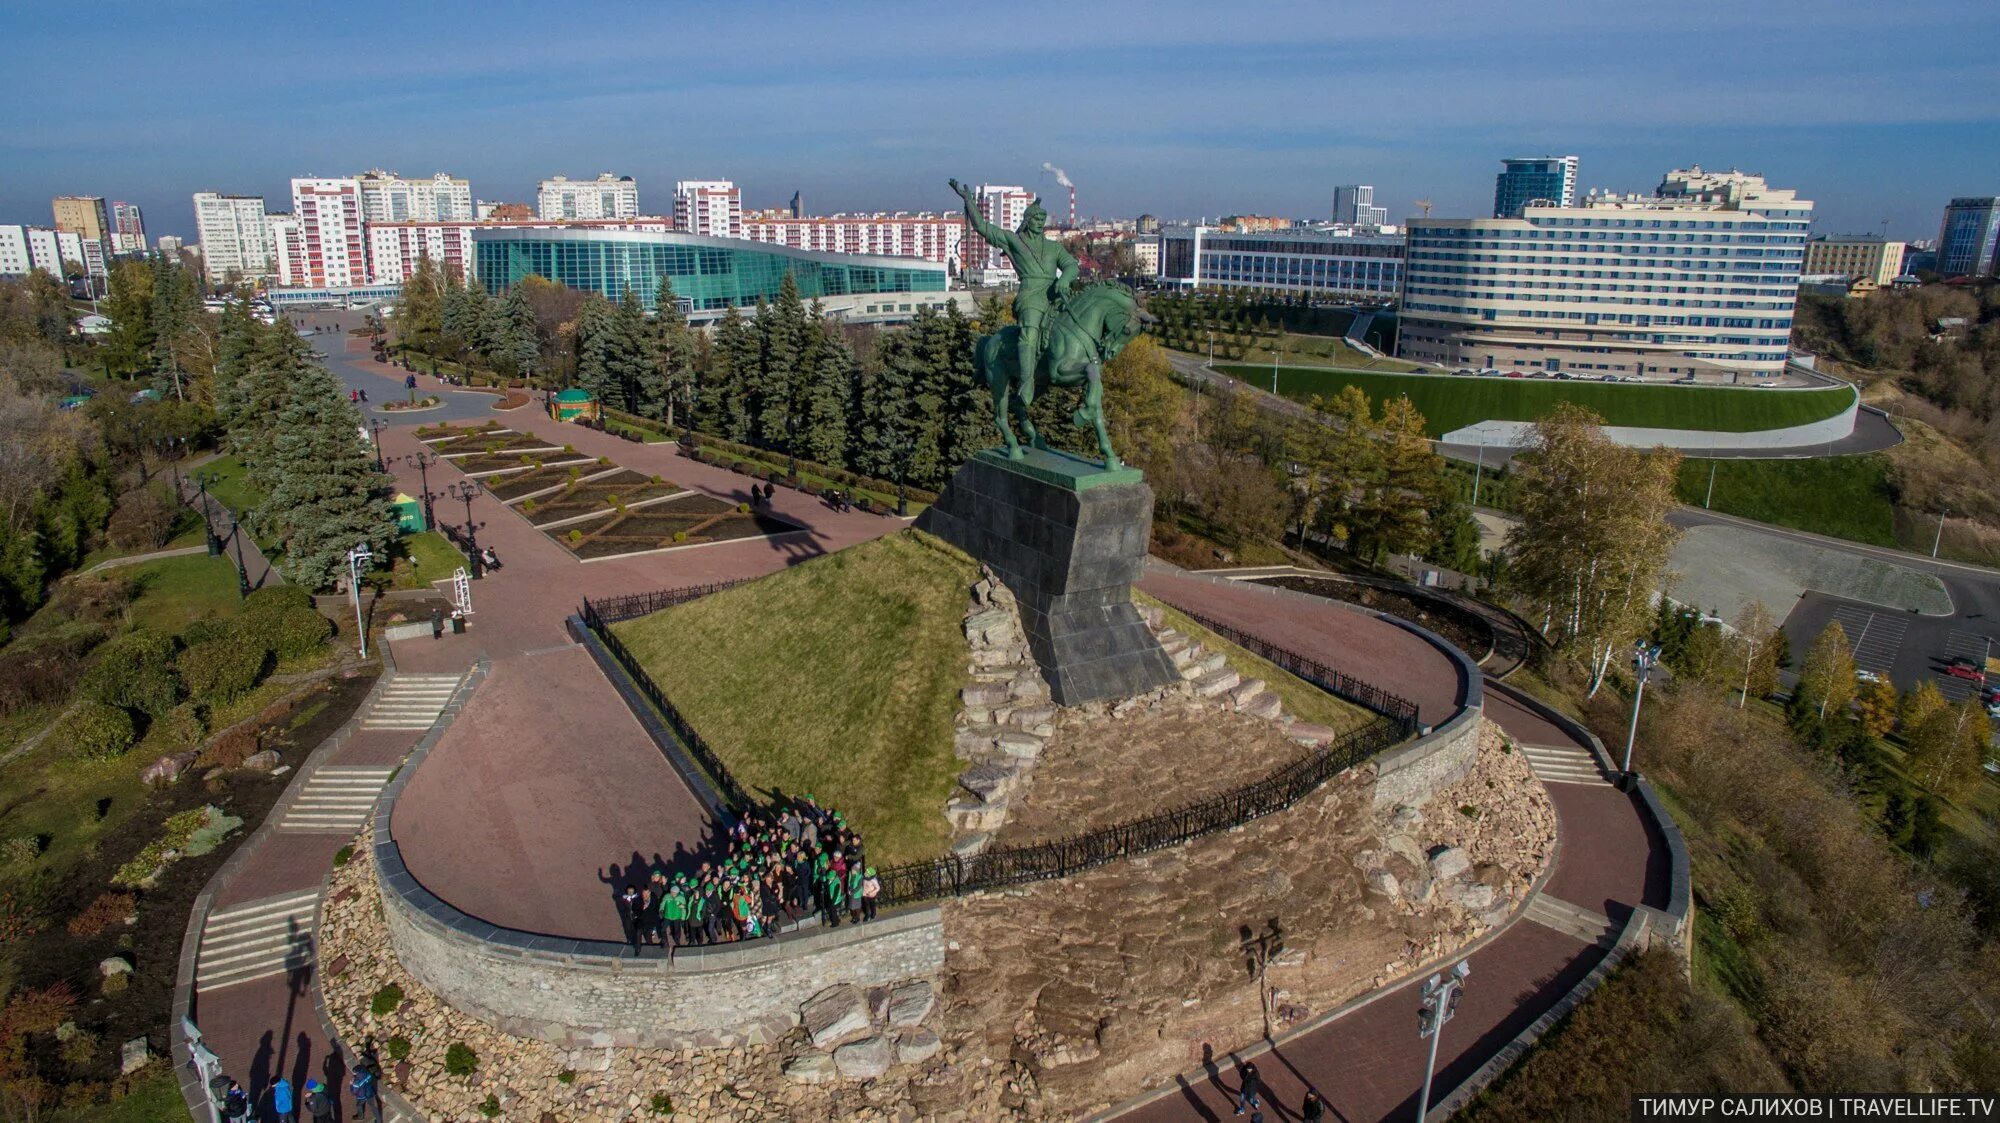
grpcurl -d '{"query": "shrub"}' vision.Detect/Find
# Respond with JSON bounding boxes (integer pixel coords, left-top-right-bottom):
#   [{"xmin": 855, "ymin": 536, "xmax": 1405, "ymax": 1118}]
[
  {"xmin": 736, "ymin": 502, "xmax": 750, "ymax": 514},
  {"xmin": 567, "ymin": 529, "xmax": 583, "ymax": 544},
  {"xmin": 386, "ymin": 1035, "xmax": 411, "ymax": 1061},
  {"xmin": 672, "ymin": 531, "xmax": 687, "ymax": 543},
  {"xmin": 0, "ymin": 624, "xmax": 106, "ymax": 714},
  {"xmin": 444, "ymin": 1042, "xmax": 477, "ymax": 1076},
  {"xmin": 649, "ymin": 475, "xmax": 663, "ymax": 484},
  {"xmin": 479, "ymin": 1093, "xmax": 500, "ymax": 1118},
  {"xmin": 334, "ymin": 845, "xmax": 353, "ymax": 867},
  {"xmin": 556, "ymin": 1070, "xmax": 576, "ymax": 1085},
  {"xmin": 111, "ymin": 840, "xmax": 170, "ymax": 887},
  {"xmin": 106, "ymin": 487, "xmax": 179, "ymax": 552},
  {"xmin": 520, "ymin": 498, "xmax": 536, "ymax": 511},
  {"xmin": 154, "ymin": 701, "xmax": 209, "ymax": 749},
  {"xmin": 243, "ymin": 584, "xmax": 314, "ymax": 617},
  {"xmin": 180, "ymin": 617, "xmax": 235, "ymax": 646},
  {"xmin": 80, "ymin": 630, "xmax": 182, "ymax": 717},
  {"xmin": 370, "ymin": 983, "xmax": 405, "ymax": 1017},
  {"xmin": 649, "ymin": 1092, "xmax": 673, "ymax": 1115},
  {"xmin": 180, "ymin": 637, "xmax": 266, "ymax": 702},
  {"xmin": 67, "ymin": 891, "xmax": 136, "ymax": 938},
  {"xmin": 271, "ymin": 606, "xmax": 331, "ymax": 660},
  {"xmin": 1, "ymin": 836, "xmax": 42, "ymax": 865},
  {"xmin": 61, "ymin": 701, "xmax": 137, "ymax": 760}
]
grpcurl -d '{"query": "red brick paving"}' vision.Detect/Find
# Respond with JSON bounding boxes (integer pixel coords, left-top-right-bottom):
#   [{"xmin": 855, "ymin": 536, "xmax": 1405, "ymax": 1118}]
[
  {"xmin": 391, "ymin": 645, "xmax": 714, "ymax": 940},
  {"xmin": 1478, "ymin": 688, "xmax": 1575, "ymax": 751},
  {"xmin": 1543, "ymin": 784, "xmax": 1672, "ymax": 919}
]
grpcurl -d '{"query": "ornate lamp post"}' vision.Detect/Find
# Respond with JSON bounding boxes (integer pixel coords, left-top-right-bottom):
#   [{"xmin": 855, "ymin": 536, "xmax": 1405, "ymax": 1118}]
[
  {"xmin": 1620, "ymin": 641, "xmax": 1663, "ymax": 782},
  {"xmin": 346, "ymin": 543, "xmax": 374, "ymax": 658},
  {"xmin": 400, "ymin": 451, "xmax": 439, "ymax": 530},
  {"xmin": 1414, "ymin": 960, "xmax": 1471, "ymax": 1122},
  {"xmin": 191, "ymin": 470, "xmax": 221, "ymax": 556},
  {"xmin": 229, "ymin": 519, "xmax": 251, "ymax": 599},
  {"xmin": 448, "ymin": 481, "xmax": 483, "ymax": 578},
  {"xmin": 370, "ymin": 418, "xmax": 388, "ymax": 471}
]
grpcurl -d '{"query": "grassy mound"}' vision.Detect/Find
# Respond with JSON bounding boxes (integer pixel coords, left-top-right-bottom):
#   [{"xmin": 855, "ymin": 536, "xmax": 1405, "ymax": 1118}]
[
  {"xmin": 612, "ymin": 531, "xmax": 978, "ymax": 866},
  {"xmin": 1214, "ymin": 366, "xmax": 1855, "ymax": 437},
  {"xmin": 1675, "ymin": 455, "xmax": 1897, "ymax": 547}
]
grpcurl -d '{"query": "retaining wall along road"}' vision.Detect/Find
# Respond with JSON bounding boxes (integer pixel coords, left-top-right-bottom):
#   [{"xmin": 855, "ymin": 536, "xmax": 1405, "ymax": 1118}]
[{"xmin": 1441, "ymin": 385, "xmax": 1859, "ymax": 452}]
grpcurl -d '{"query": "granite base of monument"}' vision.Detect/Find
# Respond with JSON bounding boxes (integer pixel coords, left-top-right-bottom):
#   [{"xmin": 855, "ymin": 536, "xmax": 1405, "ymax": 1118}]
[{"xmin": 916, "ymin": 448, "xmax": 1180, "ymax": 706}]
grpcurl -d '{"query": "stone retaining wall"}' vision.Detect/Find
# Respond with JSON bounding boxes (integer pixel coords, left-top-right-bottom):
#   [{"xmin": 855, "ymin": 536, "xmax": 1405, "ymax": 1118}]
[
  {"xmin": 1369, "ymin": 704, "xmax": 1482, "ymax": 811},
  {"xmin": 376, "ymin": 878, "xmax": 943, "ymax": 1050}
]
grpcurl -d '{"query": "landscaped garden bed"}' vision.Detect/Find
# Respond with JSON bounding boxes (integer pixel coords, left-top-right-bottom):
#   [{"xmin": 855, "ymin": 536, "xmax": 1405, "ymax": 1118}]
[
  {"xmin": 516, "ymin": 471, "xmax": 684, "ymax": 527},
  {"xmin": 415, "ymin": 420, "xmax": 505, "ymax": 443},
  {"xmin": 551, "ymin": 495, "xmax": 803, "ymax": 559},
  {"xmin": 485, "ymin": 463, "xmax": 619, "ymax": 502},
  {"xmin": 448, "ymin": 450, "xmax": 595, "ymax": 478},
  {"xmin": 435, "ymin": 431, "xmax": 565, "ymax": 458}
]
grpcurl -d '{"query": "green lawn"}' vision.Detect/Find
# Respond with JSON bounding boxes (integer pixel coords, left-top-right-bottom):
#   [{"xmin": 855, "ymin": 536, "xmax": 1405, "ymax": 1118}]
[
  {"xmin": 612, "ymin": 531, "xmax": 977, "ymax": 866},
  {"xmin": 1213, "ymin": 366, "xmax": 1856, "ymax": 438},
  {"xmin": 52, "ymin": 1069, "xmax": 182, "ymax": 1123},
  {"xmin": 123, "ymin": 554, "xmax": 247, "ymax": 633},
  {"xmin": 194, "ymin": 454, "xmax": 264, "ymax": 518},
  {"xmin": 1674, "ymin": 454, "xmax": 1897, "ymax": 548},
  {"xmin": 383, "ymin": 529, "xmax": 468, "ymax": 589},
  {"xmin": 1203, "ymin": 331, "xmax": 1425, "ymax": 373}
]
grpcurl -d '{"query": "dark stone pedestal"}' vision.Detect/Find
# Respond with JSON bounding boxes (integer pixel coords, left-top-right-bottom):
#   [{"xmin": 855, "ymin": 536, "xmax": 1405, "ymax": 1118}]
[{"xmin": 916, "ymin": 448, "xmax": 1180, "ymax": 705}]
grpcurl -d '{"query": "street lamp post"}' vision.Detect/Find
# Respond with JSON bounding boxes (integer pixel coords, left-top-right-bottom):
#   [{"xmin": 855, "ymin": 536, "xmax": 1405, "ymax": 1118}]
[
  {"xmin": 1270, "ymin": 349, "xmax": 1279, "ymax": 395},
  {"xmin": 1415, "ymin": 960, "xmax": 1471, "ymax": 1122},
  {"xmin": 192, "ymin": 470, "xmax": 221, "ymax": 556},
  {"xmin": 894, "ymin": 434, "xmax": 912, "ymax": 518},
  {"xmin": 228, "ymin": 516, "xmax": 251, "ymax": 599},
  {"xmin": 402, "ymin": 452, "xmax": 439, "ymax": 530},
  {"xmin": 1620, "ymin": 641, "xmax": 1663, "ymax": 780},
  {"xmin": 370, "ymin": 419, "xmax": 388, "ymax": 471},
  {"xmin": 1471, "ymin": 437, "xmax": 1485, "ymax": 508},
  {"xmin": 448, "ymin": 481, "xmax": 482, "ymax": 578},
  {"xmin": 1933, "ymin": 507, "xmax": 1948, "ymax": 558},
  {"xmin": 1704, "ymin": 460, "xmax": 1718, "ymax": 509},
  {"xmin": 346, "ymin": 543, "xmax": 374, "ymax": 659}
]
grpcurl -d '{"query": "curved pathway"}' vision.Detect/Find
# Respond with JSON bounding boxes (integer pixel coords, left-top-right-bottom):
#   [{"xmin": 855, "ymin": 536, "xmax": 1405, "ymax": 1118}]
[{"xmin": 1107, "ymin": 576, "xmax": 1671, "ymax": 1123}]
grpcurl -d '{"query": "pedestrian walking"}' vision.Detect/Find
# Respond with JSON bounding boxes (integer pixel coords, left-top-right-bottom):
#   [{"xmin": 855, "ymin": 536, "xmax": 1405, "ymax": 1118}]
[
  {"xmin": 430, "ymin": 605, "xmax": 444, "ymax": 640},
  {"xmin": 846, "ymin": 860, "xmax": 866, "ymax": 924},
  {"xmin": 267, "ymin": 1076, "xmax": 296, "ymax": 1123},
  {"xmin": 350, "ymin": 1066, "xmax": 383, "ymax": 1123},
  {"xmin": 303, "ymin": 1080, "xmax": 335, "ymax": 1123},
  {"xmin": 1301, "ymin": 1090, "xmax": 1327, "ymax": 1121},
  {"xmin": 1234, "ymin": 1062, "xmax": 1261, "ymax": 1116},
  {"xmin": 220, "ymin": 1078, "xmax": 250, "ymax": 1121}
]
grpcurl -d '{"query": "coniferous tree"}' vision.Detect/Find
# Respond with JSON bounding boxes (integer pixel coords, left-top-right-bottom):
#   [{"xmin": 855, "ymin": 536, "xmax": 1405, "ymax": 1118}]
[
  {"xmin": 262, "ymin": 361, "xmax": 397, "ymax": 589},
  {"xmin": 610, "ymin": 287, "xmax": 656, "ymax": 416},
  {"xmin": 755, "ymin": 279, "xmax": 808, "ymax": 451},
  {"xmin": 651, "ymin": 277, "xmax": 695, "ymax": 426},
  {"xmin": 398, "ymin": 253, "xmax": 446, "ymax": 359},
  {"xmin": 704, "ymin": 305, "xmax": 758, "ymax": 442},
  {"xmin": 573, "ymin": 294, "xmax": 616, "ymax": 404},
  {"xmin": 101, "ymin": 260, "xmax": 155, "ymax": 377},
  {"xmin": 497, "ymin": 285, "xmax": 540, "ymax": 382},
  {"xmin": 799, "ymin": 319, "xmax": 855, "ymax": 467}
]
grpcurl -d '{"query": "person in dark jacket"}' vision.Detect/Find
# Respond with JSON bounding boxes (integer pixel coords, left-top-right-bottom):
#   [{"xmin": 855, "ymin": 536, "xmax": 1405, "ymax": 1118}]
[
  {"xmin": 303, "ymin": 1079, "xmax": 336, "ymax": 1123},
  {"xmin": 1302, "ymin": 1089, "xmax": 1327, "ymax": 1121},
  {"xmin": 1234, "ymin": 1062, "xmax": 1261, "ymax": 1116}
]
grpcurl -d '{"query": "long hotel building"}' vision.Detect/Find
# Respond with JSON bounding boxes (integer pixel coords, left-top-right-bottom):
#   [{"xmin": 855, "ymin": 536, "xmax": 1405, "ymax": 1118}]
[
  {"xmin": 740, "ymin": 212, "xmax": 965, "ymax": 272},
  {"xmin": 1157, "ymin": 224, "xmax": 1405, "ymax": 299},
  {"xmin": 1398, "ymin": 167, "xmax": 1811, "ymax": 379}
]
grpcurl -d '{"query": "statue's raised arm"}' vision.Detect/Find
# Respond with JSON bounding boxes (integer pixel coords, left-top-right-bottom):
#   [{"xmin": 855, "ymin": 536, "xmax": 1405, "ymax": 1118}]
[{"xmin": 949, "ymin": 178, "xmax": 1006, "ymax": 247}]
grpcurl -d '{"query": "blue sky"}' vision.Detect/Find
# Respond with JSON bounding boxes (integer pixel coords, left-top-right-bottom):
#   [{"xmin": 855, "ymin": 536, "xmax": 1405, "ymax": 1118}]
[{"xmin": 4, "ymin": 0, "xmax": 1997, "ymax": 241}]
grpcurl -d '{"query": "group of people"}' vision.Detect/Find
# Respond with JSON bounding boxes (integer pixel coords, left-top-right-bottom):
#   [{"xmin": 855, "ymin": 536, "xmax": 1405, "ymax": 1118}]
[
  {"xmin": 615, "ymin": 796, "xmax": 880, "ymax": 953},
  {"xmin": 746, "ymin": 481, "xmax": 779, "ymax": 508},
  {"xmin": 1232, "ymin": 1062, "xmax": 1328, "ymax": 1121},
  {"xmin": 211, "ymin": 1040, "xmax": 384, "ymax": 1122},
  {"xmin": 346, "ymin": 387, "xmax": 371, "ymax": 403}
]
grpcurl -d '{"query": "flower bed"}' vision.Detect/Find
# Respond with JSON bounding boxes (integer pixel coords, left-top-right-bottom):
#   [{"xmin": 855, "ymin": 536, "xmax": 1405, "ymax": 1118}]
[
  {"xmin": 550, "ymin": 496, "xmax": 803, "ymax": 559},
  {"xmin": 437, "ymin": 431, "xmax": 565, "ymax": 457},
  {"xmin": 518, "ymin": 471, "xmax": 683, "ymax": 527},
  {"xmin": 379, "ymin": 395, "xmax": 441, "ymax": 411},
  {"xmin": 485, "ymin": 463, "xmax": 612, "ymax": 502},
  {"xmin": 450, "ymin": 451, "xmax": 593, "ymax": 477}
]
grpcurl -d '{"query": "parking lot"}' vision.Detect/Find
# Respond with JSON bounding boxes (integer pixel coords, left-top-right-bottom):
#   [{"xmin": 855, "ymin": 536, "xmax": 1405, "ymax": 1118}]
[
  {"xmin": 1830, "ymin": 604, "xmax": 1909, "ymax": 681},
  {"xmin": 1787, "ymin": 594, "xmax": 2000, "ymax": 706}
]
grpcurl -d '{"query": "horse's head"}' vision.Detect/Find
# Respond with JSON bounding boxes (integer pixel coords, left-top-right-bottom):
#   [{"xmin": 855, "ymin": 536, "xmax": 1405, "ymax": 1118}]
[{"xmin": 1092, "ymin": 286, "xmax": 1144, "ymax": 361}]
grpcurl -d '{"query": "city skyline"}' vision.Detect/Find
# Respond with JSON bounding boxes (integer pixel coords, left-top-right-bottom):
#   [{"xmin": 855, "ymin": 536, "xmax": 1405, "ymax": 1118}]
[{"xmin": 4, "ymin": 0, "xmax": 1998, "ymax": 242}]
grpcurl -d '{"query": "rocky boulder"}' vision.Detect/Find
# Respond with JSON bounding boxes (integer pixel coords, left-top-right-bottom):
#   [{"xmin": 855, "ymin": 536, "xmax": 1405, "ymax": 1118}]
[
  {"xmin": 1427, "ymin": 845, "xmax": 1471, "ymax": 882},
  {"xmin": 886, "ymin": 980, "xmax": 936, "ymax": 1027},
  {"xmin": 895, "ymin": 1027, "xmax": 942, "ymax": 1065},
  {"xmin": 801, "ymin": 984, "xmax": 873, "ymax": 1049},
  {"xmin": 141, "ymin": 751, "xmax": 199, "ymax": 788},
  {"xmin": 832, "ymin": 1034, "xmax": 894, "ymax": 1080},
  {"xmin": 783, "ymin": 1052, "xmax": 836, "ymax": 1084}
]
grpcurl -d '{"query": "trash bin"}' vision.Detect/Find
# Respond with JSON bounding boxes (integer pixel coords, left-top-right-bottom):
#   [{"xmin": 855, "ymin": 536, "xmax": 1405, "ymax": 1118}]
[{"xmin": 450, "ymin": 613, "xmax": 466, "ymax": 635}]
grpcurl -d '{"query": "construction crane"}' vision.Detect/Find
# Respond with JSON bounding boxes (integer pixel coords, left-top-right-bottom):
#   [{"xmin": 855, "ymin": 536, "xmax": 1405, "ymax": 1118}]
[{"xmin": 1414, "ymin": 199, "xmax": 1434, "ymax": 217}]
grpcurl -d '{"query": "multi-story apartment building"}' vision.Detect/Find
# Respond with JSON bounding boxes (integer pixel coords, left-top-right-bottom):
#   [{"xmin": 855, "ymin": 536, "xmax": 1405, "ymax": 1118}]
[
  {"xmin": 538, "ymin": 173, "xmax": 639, "ymax": 220},
  {"xmin": 193, "ymin": 192, "xmax": 278, "ymax": 283},
  {"xmin": 157, "ymin": 235, "xmax": 186, "ymax": 256},
  {"xmin": 966, "ymin": 185, "xmax": 1036, "ymax": 283},
  {"xmin": 63, "ymin": 232, "xmax": 108, "ymax": 279},
  {"xmin": 0, "ymin": 227, "xmax": 35, "ymax": 276},
  {"xmin": 1804, "ymin": 236, "xmax": 1906, "ymax": 286},
  {"xmin": 1333, "ymin": 185, "xmax": 1389, "ymax": 226},
  {"xmin": 1493, "ymin": 156, "xmax": 1579, "ymax": 219},
  {"xmin": 1219, "ymin": 215, "xmax": 1294, "ymax": 233},
  {"xmin": 267, "ymin": 215, "xmax": 302, "ymax": 286},
  {"xmin": 674, "ymin": 180, "xmax": 743, "ymax": 238},
  {"xmin": 1401, "ymin": 166, "xmax": 1812, "ymax": 380},
  {"xmin": 111, "ymin": 202, "xmax": 146, "ymax": 254},
  {"xmin": 739, "ymin": 212, "xmax": 965, "ymax": 271},
  {"xmin": 52, "ymin": 196, "xmax": 111, "ymax": 244},
  {"xmin": 1936, "ymin": 197, "xmax": 2000, "ymax": 278},
  {"xmin": 366, "ymin": 222, "xmax": 474, "ymax": 284},
  {"xmin": 1157, "ymin": 224, "xmax": 1405, "ymax": 298},
  {"xmin": 356, "ymin": 170, "xmax": 475, "ymax": 223},
  {"xmin": 26, "ymin": 227, "xmax": 64, "ymax": 276},
  {"xmin": 291, "ymin": 178, "xmax": 369, "ymax": 288}
]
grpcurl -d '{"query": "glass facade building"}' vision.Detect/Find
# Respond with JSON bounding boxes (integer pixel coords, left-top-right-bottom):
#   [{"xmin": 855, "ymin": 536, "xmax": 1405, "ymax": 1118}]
[
  {"xmin": 470, "ymin": 228, "xmax": 948, "ymax": 317},
  {"xmin": 1936, "ymin": 198, "xmax": 2000, "ymax": 278},
  {"xmin": 1158, "ymin": 225, "xmax": 1404, "ymax": 298},
  {"xmin": 1493, "ymin": 156, "xmax": 1579, "ymax": 219}
]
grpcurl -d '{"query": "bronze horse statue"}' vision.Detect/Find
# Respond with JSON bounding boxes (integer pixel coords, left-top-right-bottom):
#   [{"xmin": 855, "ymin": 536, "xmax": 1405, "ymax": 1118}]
[{"xmin": 974, "ymin": 282, "xmax": 1146, "ymax": 469}]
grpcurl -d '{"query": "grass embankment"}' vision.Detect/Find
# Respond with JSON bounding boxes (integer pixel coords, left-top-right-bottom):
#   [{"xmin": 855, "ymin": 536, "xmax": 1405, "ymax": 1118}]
[
  {"xmin": 195, "ymin": 454, "xmax": 263, "ymax": 517},
  {"xmin": 1142, "ymin": 594, "xmax": 1372, "ymax": 735},
  {"xmin": 384, "ymin": 529, "xmax": 467, "ymax": 589},
  {"xmin": 612, "ymin": 531, "xmax": 977, "ymax": 866},
  {"xmin": 1187, "ymin": 330, "xmax": 1423, "ymax": 373},
  {"xmin": 122, "ymin": 554, "xmax": 247, "ymax": 633},
  {"xmin": 1214, "ymin": 366, "xmax": 1856, "ymax": 438},
  {"xmin": 1674, "ymin": 455, "xmax": 1897, "ymax": 548}
]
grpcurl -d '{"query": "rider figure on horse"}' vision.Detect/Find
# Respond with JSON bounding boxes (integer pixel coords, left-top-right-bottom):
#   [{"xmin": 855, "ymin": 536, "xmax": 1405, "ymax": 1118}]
[{"xmin": 951, "ymin": 180, "xmax": 1079, "ymax": 395}]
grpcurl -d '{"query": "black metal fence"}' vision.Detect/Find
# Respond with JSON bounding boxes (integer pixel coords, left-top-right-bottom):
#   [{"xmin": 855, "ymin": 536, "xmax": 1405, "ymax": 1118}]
[
  {"xmin": 580, "ymin": 582, "xmax": 1423, "ymax": 910},
  {"xmin": 581, "ymin": 592, "xmax": 754, "ymax": 811},
  {"xmin": 872, "ymin": 712, "xmax": 1406, "ymax": 906},
  {"xmin": 1158, "ymin": 601, "xmax": 1424, "ymax": 729}
]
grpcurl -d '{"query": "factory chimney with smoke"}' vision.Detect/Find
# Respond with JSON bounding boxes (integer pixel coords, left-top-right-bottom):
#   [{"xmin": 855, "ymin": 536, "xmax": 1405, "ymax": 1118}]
[{"xmin": 1042, "ymin": 162, "xmax": 1076, "ymax": 229}]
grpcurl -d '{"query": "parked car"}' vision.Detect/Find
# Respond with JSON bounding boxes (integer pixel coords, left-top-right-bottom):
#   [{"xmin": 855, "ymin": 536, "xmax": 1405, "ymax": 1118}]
[
  {"xmin": 1621, "ymin": 375, "xmax": 1643, "ymax": 382},
  {"xmin": 1946, "ymin": 656, "xmax": 1986, "ymax": 683},
  {"xmin": 1505, "ymin": 370, "xmax": 1524, "ymax": 378},
  {"xmin": 1599, "ymin": 374, "xmax": 1619, "ymax": 382},
  {"xmin": 1856, "ymin": 669, "xmax": 1882, "ymax": 684}
]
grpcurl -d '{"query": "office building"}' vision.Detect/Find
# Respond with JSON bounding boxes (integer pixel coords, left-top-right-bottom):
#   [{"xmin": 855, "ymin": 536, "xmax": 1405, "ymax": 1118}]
[
  {"xmin": 537, "ymin": 173, "xmax": 639, "ymax": 220},
  {"xmin": 290, "ymin": 178, "xmax": 369, "ymax": 288},
  {"xmin": 472, "ymin": 227, "xmax": 947, "ymax": 322},
  {"xmin": 674, "ymin": 180, "xmax": 743, "ymax": 238},
  {"xmin": 193, "ymin": 192, "xmax": 278, "ymax": 282},
  {"xmin": 1803, "ymin": 236, "xmax": 1906, "ymax": 286},
  {"xmin": 739, "ymin": 212, "xmax": 965, "ymax": 270},
  {"xmin": 52, "ymin": 196, "xmax": 111, "ymax": 244},
  {"xmin": 1333, "ymin": 185, "xmax": 1389, "ymax": 227},
  {"xmin": 1493, "ymin": 156, "xmax": 1579, "ymax": 219},
  {"xmin": 1157, "ymin": 224, "xmax": 1404, "ymax": 298},
  {"xmin": 356, "ymin": 170, "xmax": 474, "ymax": 223},
  {"xmin": 111, "ymin": 202, "xmax": 146, "ymax": 254},
  {"xmin": 966, "ymin": 185, "xmax": 1036, "ymax": 283},
  {"xmin": 1936, "ymin": 197, "xmax": 2000, "ymax": 277},
  {"xmin": 1401, "ymin": 166, "xmax": 1811, "ymax": 380}
]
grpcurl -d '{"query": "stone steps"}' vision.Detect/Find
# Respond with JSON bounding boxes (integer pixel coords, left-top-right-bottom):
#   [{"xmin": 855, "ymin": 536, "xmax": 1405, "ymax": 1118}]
[
  {"xmin": 1191, "ymin": 667, "xmax": 1242, "ymax": 698},
  {"xmin": 1526, "ymin": 894, "xmax": 1618, "ymax": 947}
]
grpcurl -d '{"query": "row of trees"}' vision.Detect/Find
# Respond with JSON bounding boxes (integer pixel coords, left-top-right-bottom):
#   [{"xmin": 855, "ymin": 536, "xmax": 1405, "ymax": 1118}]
[
  {"xmin": 214, "ymin": 310, "xmax": 397, "ymax": 589},
  {"xmin": 99, "ymin": 255, "xmax": 220, "ymax": 401}
]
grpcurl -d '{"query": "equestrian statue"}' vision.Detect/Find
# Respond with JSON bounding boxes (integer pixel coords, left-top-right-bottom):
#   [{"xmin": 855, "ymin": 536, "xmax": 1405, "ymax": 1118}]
[{"xmin": 950, "ymin": 178, "xmax": 1147, "ymax": 470}]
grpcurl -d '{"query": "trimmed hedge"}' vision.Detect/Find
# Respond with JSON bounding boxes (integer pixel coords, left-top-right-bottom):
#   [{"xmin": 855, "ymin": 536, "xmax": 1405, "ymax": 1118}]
[
  {"xmin": 180, "ymin": 636, "xmax": 266, "ymax": 702},
  {"xmin": 154, "ymin": 701, "xmax": 209, "ymax": 749},
  {"xmin": 80, "ymin": 630, "xmax": 182, "ymax": 717},
  {"xmin": 60, "ymin": 700, "xmax": 138, "ymax": 760}
]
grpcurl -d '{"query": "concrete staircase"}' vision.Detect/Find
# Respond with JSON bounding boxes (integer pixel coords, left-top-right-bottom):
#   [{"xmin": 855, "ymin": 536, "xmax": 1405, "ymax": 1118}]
[
  {"xmin": 195, "ymin": 889, "xmax": 317, "ymax": 991},
  {"xmin": 1518, "ymin": 741, "xmax": 1611, "ymax": 787},
  {"xmin": 277, "ymin": 765, "xmax": 396, "ymax": 833},
  {"xmin": 1155, "ymin": 627, "xmax": 1321, "ymax": 738},
  {"xmin": 358, "ymin": 672, "xmax": 464, "ymax": 732}
]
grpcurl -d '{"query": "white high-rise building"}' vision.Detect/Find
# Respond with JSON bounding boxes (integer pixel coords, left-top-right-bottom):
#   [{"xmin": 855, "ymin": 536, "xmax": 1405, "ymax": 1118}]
[
  {"xmin": 538, "ymin": 173, "xmax": 639, "ymax": 220},
  {"xmin": 366, "ymin": 222, "xmax": 475, "ymax": 285},
  {"xmin": 1332, "ymin": 185, "xmax": 1389, "ymax": 226},
  {"xmin": 674, "ymin": 180, "xmax": 743, "ymax": 237},
  {"xmin": 356, "ymin": 170, "xmax": 474, "ymax": 223},
  {"xmin": 26, "ymin": 227, "xmax": 64, "ymax": 276},
  {"xmin": 0, "ymin": 226, "xmax": 34, "ymax": 276},
  {"xmin": 1401, "ymin": 166, "xmax": 1812, "ymax": 381},
  {"xmin": 193, "ymin": 192, "xmax": 278, "ymax": 282},
  {"xmin": 739, "ymin": 213, "xmax": 965, "ymax": 271},
  {"xmin": 266, "ymin": 215, "xmax": 302, "ymax": 287},
  {"xmin": 968, "ymin": 185, "xmax": 1036, "ymax": 283},
  {"xmin": 291, "ymin": 178, "xmax": 368, "ymax": 287},
  {"xmin": 111, "ymin": 202, "xmax": 146, "ymax": 254}
]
